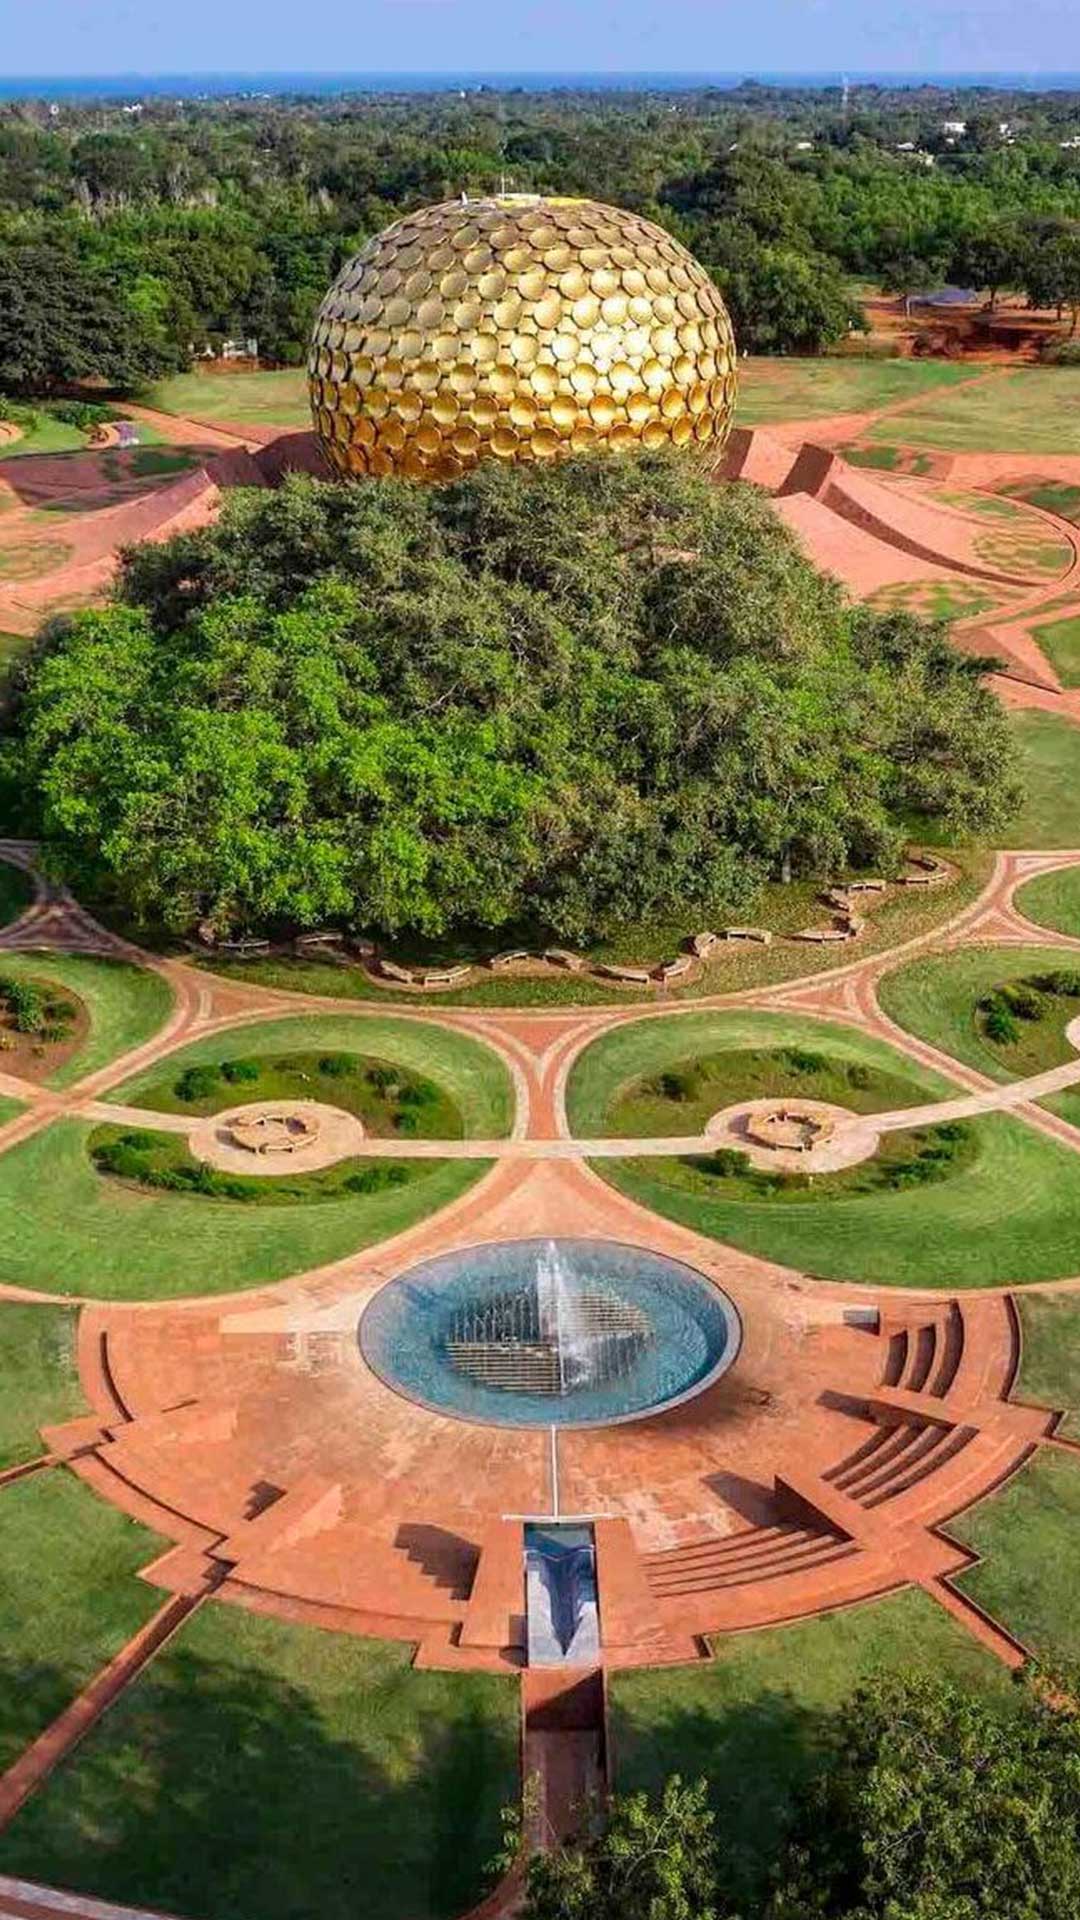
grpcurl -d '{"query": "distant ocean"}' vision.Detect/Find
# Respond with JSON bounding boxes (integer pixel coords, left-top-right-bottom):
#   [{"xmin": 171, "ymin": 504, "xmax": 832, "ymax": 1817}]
[{"xmin": 4, "ymin": 71, "xmax": 1080, "ymax": 101}]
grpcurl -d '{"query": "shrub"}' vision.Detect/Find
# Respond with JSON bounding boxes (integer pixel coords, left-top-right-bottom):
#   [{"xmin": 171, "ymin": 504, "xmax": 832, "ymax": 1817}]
[
  {"xmin": 1032, "ymin": 969, "xmax": 1080, "ymax": 998},
  {"xmin": 119, "ymin": 1128, "xmax": 157, "ymax": 1151},
  {"xmin": 2, "ymin": 979, "xmax": 51, "ymax": 1033},
  {"xmin": 981, "ymin": 994, "xmax": 1020, "ymax": 1045},
  {"xmin": 710, "ymin": 1146, "xmax": 751, "ymax": 1177},
  {"xmin": 366, "ymin": 1064, "xmax": 402, "ymax": 1093},
  {"xmin": 394, "ymin": 1108, "xmax": 419, "ymax": 1135},
  {"xmin": 95, "ymin": 1143, "xmax": 149, "ymax": 1180},
  {"xmin": 846, "ymin": 1062, "xmax": 872, "ymax": 1090},
  {"xmin": 318, "ymin": 1053, "xmax": 355, "ymax": 1078},
  {"xmin": 48, "ymin": 399, "xmax": 111, "ymax": 430},
  {"xmin": 649, "ymin": 1069, "xmax": 695, "ymax": 1102},
  {"xmin": 398, "ymin": 1078, "xmax": 436, "ymax": 1109},
  {"xmin": 221, "ymin": 1057, "xmax": 260, "ymax": 1084},
  {"xmin": 343, "ymin": 1163, "xmax": 411, "ymax": 1193},
  {"xmin": 174, "ymin": 1063, "xmax": 222, "ymax": 1101},
  {"xmin": 999, "ymin": 981, "xmax": 1045, "ymax": 1021},
  {"xmin": 783, "ymin": 1047, "xmax": 829, "ymax": 1075}
]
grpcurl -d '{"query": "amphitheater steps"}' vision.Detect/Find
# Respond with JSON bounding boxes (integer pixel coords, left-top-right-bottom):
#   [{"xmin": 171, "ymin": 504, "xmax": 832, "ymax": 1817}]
[
  {"xmin": 861, "ymin": 1426, "xmax": 976, "ymax": 1506},
  {"xmin": 643, "ymin": 1526, "xmax": 853, "ymax": 1599}
]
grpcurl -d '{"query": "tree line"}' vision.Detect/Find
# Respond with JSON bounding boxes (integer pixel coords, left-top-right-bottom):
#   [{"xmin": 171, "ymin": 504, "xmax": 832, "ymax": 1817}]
[{"xmin": 7, "ymin": 86, "xmax": 1080, "ymax": 388}]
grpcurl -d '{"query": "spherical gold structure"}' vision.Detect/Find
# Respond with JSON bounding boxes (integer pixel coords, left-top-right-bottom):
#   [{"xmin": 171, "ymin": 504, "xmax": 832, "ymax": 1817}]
[{"xmin": 308, "ymin": 194, "xmax": 737, "ymax": 482}]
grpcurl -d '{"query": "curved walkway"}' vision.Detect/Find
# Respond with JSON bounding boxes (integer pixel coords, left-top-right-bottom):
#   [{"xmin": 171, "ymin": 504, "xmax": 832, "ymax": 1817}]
[{"xmin": 3, "ymin": 840, "xmax": 1080, "ymax": 1917}]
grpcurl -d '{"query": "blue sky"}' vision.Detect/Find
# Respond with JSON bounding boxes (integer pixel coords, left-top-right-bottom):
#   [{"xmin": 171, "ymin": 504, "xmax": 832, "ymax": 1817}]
[{"xmin": 2, "ymin": 0, "xmax": 1078, "ymax": 79}]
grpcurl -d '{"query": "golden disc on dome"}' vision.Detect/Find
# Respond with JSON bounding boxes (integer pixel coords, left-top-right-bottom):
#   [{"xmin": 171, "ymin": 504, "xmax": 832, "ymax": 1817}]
[{"xmin": 309, "ymin": 194, "xmax": 736, "ymax": 479}]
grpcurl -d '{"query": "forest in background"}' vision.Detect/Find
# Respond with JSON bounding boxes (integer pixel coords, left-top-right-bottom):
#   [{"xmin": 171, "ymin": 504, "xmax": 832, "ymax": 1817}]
[{"xmin": 8, "ymin": 82, "xmax": 1080, "ymax": 388}]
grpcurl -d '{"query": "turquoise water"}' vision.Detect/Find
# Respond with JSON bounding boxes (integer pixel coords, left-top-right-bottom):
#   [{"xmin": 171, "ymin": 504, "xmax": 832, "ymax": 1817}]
[{"xmin": 359, "ymin": 1235, "xmax": 740, "ymax": 1429}]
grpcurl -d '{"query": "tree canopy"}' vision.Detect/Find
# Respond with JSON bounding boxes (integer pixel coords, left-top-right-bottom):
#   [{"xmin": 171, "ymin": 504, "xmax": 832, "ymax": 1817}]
[
  {"xmin": 520, "ymin": 1670, "xmax": 1080, "ymax": 1920},
  {"xmin": 8, "ymin": 452, "xmax": 1019, "ymax": 944}
]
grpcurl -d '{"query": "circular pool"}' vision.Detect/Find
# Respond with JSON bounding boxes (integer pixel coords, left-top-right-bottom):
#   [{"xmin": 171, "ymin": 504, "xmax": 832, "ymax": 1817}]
[{"xmin": 359, "ymin": 1237, "xmax": 741, "ymax": 1429}]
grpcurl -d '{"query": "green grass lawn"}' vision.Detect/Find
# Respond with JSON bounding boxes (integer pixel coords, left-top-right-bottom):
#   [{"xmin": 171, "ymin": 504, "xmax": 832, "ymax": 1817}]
[
  {"xmin": 89, "ymin": 1121, "xmax": 447, "ymax": 1208},
  {"xmin": 735, "ymin": 356, "xmax": 972, "ymax": 426},
  {"xmin": 952, "ymin": 1450, "xmax": 1080, "ymax": 1666},
  {"xmin": 129, "ymin": 1046, "xmax": 463, "ymax": 1137},
  {"xmin": 877, "ymin": 943, "xmax": 1080, "ymax": 1128},
  {"xmin": 567, "ymin": 1009, "xmax": 1080, "ymax": 1286},
  {"xmin": 1015, "ymin": 1291, "xmax": 1080, "ymax": 1438},
  {"xmin": 1014, "ymin": 862, "xmax": 1080, "ymax": 937},
  {"xmin": 877, "ymin": 944, "xmax": 1080, "ymax": 1084},
  {"xmin": 0, "ymin": 1469, "xmax": 166, "ymax": 1772},
  {"xmin": 0, "ymin": 859, "xmax": 32, "ymax": 928},
  {"xmin": 0, "ymin": 418, "xmax": 88, "ymax": 461},
  {"xmin": 0, "ymin": 1301, "xmax": 85, "ymax": 1466},
  {"xmin": 0, "ymin": 1603, "xmax": 518, "ymax": 1920},
  {"xmin": 0, "ymin": 954, "xmax": 174, "ymax": 1088},
  {"xmin": 997, "ymin": 711, "xmax": 1080, "ymax": 848},
  {"xmin": 1031, "ymin": 613, "xmax": 1080, "ymax": 685},
  {"xmin": 108, "ymin": 1013, "xmax": 514, "ymax": 1137},
  {"xmin": 594, "ymin": 1110, "xmax": 1080, "ymax": 1287},
  {"xmin": 0, "ymin": 1119, "xmax": 490, "ymax": 1299},
  {"xmin": 599, "ymin": 1042, "xmax": 932, "ymax": 1139},
  {"xmin": 611, "ymin": 1588, "xmax": 1016, "ymax": 1915},
  {"xmin": 566, "ymin": 1010, "xmax": 953, "ymax": 1137},
  {"xmin": 148, "ymin": 369, "xmax": 311, "ymax": 428},
  {"xmin": 866, "ymin": 367, "xmax": 1080, "ymax": 453}
]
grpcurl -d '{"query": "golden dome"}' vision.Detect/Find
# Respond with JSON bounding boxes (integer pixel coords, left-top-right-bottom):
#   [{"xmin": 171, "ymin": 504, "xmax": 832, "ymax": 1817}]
[{"xmin": 308, "ymin": 194, "xmax": 737, "ymax": 482}]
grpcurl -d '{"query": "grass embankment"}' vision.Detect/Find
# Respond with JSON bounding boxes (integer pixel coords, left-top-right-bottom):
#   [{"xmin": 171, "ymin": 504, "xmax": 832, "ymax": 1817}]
[
  {"xmin": 569, "ymin": 1011, "xmax": 1080, "ymax": 1286},
  {"xmin": 0, "ymin": 1603, "xmax": 518, "ymax": 1920},
  {"xmin": 0, "ymin": 1121, "xmax": 489, "ymax": 1300},
  {"xmin": 952, "ymin": 1450, "xmax": 1080, "ymax": 1665},
  {"xmin": 611, "ymin": 1589, "xmax": 1016, "ymax": 1916},
  {"xmin": 595, "ymin": 1114, "xmax": 1080, "ymax": 1287},
  {"xmin": 0, "ymin": 1470, "xmax": 166, "ymax": 1772},
  {"xmin": 0, "ymin": 1302, "xmax": 85, "ymax": 1466},
  {"xmin": 0, "ymin": 954, "xmax": 174, "ymax": 1087}
]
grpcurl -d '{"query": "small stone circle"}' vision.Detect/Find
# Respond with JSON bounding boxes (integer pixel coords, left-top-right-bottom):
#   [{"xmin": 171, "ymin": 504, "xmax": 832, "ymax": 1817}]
[
  {"xmin": 189, "ymin": 1099, "xmax": 366, "ymax": 1177},
  {"xmin": 704, "ymin": 1098, "xmax": 880, "ymax": 1174}
]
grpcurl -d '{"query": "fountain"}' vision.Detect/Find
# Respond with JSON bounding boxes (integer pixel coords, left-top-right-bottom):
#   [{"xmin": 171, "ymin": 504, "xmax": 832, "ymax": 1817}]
[
  {"xmin": 536, "ymin": 1241, "xmax": 590, "ymax": 1393},
  {"xmin": 525, "ymin": 1524, "xmax": 600, "ymax": 1665},
  {"xmin": 359, "ymin": 1238, "xmax": 741, "ymax": 1429}
]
